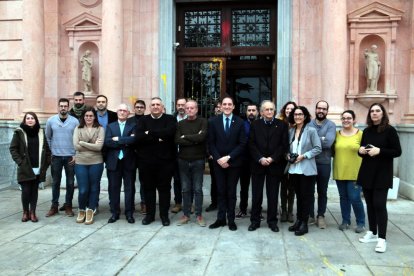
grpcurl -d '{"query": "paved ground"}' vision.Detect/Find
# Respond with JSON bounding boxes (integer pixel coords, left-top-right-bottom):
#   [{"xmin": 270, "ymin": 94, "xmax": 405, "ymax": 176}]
[{"xmin": 0, "ymin": 176, "xmax": 413, "ymax": 276}]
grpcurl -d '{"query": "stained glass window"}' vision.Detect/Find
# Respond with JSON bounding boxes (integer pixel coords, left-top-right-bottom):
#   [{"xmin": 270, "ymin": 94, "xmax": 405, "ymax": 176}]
[
  {"xmin": 232, "ymin": 9, "xmax": 270, "ymax": 47},
  {"xmin": 184, "ymin": 10, "xmax": 221, "ymax": 48}
]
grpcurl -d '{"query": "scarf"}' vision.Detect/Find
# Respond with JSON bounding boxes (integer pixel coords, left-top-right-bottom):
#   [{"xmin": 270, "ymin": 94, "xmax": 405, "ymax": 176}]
[{"xmin": 72, "ymin": 104, "xmax": 86, "ymax": 118}]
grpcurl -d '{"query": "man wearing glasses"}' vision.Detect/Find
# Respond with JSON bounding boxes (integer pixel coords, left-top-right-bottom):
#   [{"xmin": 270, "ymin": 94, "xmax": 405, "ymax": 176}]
[
  {"xmin": 308, "ymin": 100, "xmax": 336, "ymax": 229},
  {"xmin": 45, "ymin": 98, "xmax": 79, "ymax": 217}
]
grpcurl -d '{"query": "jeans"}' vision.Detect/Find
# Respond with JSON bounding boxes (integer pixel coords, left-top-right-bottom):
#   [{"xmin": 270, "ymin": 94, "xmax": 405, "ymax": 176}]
[
  {"xmin": 178, "ymin": 158, "xmax": 205, "ymax": 217},
  {"xmin": 310, "ymin": 163, "xmax": 331, "ymax": 217},
  {"xmin": 75, "ymin": 163, "xmax": 103, "ymax": 210},
  {"xmin": 336, "ymin": 180, "xmax": 365, "ymax": 226},
  {"xmin": 51, "ymin": 156, "xmax": 75, "ymax": 206}
]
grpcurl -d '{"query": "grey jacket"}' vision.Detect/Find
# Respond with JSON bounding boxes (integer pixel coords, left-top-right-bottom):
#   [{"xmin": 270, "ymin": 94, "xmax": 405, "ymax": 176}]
[
  {"xmin": 288, "ymin": 125, "xmax": 322, "ymax": 176},
  {"xmin": 309, "ymin": 119, "xmax": 336, "ymax": 165}
]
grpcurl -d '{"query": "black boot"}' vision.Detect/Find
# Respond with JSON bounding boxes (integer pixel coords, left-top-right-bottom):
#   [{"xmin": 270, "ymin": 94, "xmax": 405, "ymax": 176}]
[
  {"xmin": 288, "ymin": 220, "xmax": 301, "ymax": 232},
  {"xmin": 295, "ymin": 222, "xmax": 308, "ymax": 236}
]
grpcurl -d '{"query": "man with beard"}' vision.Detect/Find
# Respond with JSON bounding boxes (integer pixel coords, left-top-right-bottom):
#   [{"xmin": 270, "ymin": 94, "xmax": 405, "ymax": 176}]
[
  {"xmin": 128, "ymin": 99, "xmax": 147, "ymax": 214},
  {"xmin": 236, "ymin": 104, "xmax": 258, "ymax": 219},
  {"xmin": 208, "ymin": 96, "xmax": 247, "ymax": 231},
  {"xmin": 308, "ymin": 100, "xmax": 336, "ymax": 228},
  {"xmin": 45, "ymin": 98, "xmax": 79, "ymax": 217},
  {"xmin": 95, "ymin": 95, "xmax": 117, "ymax": 130},
  {"xmin": 69, "ymin": 91, "xmax": 88, "ymax": 120},
  {"xmin": 135, "ymin": 97, "xmax": 176, "ymax": 226},
  {"xmin": 171, "ymin": 98, "xmax": 187, "ymax": 214}
]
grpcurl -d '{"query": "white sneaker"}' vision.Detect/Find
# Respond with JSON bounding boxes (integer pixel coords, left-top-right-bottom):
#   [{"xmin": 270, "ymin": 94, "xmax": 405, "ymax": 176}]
[
  {"xmin": 375, "ymin": 238, "xmax": 387, "ymax": 253},
  {"xmin": 359, "ymin": 231, "xmax": 378, "ymax": 243}
]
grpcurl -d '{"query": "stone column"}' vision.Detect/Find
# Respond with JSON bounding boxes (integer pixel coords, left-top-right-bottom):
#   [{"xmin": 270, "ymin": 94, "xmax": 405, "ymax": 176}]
[
  {"xmin": 22, "ymin": 0, "xmax": 45, "ymax": 113},
  {"xmin": 101, "ymin": 0, "xmax": 123, "ymax": 109},
  {"xmin": 276, "ymin": 0, "xmax": 292, "ymax": 112},
  {"xmin": 321, "ymin": 0, "xmax": 347, "ymax": 113}
]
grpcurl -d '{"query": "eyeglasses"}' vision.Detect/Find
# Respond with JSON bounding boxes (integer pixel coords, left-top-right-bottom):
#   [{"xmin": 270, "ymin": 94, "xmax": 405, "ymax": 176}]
[
  {"xmin": 294, "ymin": 113, "xmax": 304, "ymax": 117},
  {"xmin": 341, "ymin": 117, "xmax": 353, "ymax": 121},
  {"xmin": 135, "ymin": 106, "xmax": 145, "ymax": 109},
  {"xmin": 59, "ymin": 105, "xmax": 68, "ymax": 109}
]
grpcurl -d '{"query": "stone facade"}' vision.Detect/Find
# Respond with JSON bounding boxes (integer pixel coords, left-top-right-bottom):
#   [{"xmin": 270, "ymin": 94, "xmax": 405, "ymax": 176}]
[{"xmin": 0, "ymin": 0, "xmax": 413, "ymax": 198}]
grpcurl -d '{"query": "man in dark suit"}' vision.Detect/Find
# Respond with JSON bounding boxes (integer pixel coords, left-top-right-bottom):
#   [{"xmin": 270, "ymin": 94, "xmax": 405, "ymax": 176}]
[
  {"xmin": 104, "ymin": 103, "xmax": 136, "ymax": 224},
  {"xmin": 248, "ymin": 100, "xmax": 289, "ymax": 232},
  {"xmin": 208, "ymin": 96, "xmax": 247, "ymax": 231},
  {"xmin": 135, "ymin": 97, "xmax": 176, "ymax": 226}
]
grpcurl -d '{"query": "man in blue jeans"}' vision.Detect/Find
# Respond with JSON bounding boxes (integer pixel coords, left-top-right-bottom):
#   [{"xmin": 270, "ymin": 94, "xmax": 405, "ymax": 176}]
[
  {"xmin": 175, "ymin": 100, "xmax": 208, "ymax": 226},
  {"xmin": 309, "ymin": 100, "xmax": 336, "ymax": 229},
  {"xmin": 45, "ymin": 98, "xmax": 79, "ymax": 217}
]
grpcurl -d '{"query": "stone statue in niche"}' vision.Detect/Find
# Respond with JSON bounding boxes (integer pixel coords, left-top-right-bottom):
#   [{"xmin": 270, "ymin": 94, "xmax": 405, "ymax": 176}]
[
  {"xmin": 80, "ymin": 50, "xmax": 93, "ymax": 93},
  {"xmin": 364, "ymin": 45, "xmax": 381, "ymax": 92}
]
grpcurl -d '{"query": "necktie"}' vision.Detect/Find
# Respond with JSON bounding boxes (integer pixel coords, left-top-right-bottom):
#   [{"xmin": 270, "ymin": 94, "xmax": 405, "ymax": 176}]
[
  {"xmin": 118, "ymin": 122, "xmax": 125, "ymax": 159},
  {"xmin": 225, "ymin": 117, "xmax": 230, "ymax": 134}
]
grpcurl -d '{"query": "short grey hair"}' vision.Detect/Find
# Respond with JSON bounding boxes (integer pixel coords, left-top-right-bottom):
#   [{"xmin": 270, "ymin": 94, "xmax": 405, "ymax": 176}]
[{"xmin": 260, "ymin": 100, "xmax": 275, "ymax": 112}]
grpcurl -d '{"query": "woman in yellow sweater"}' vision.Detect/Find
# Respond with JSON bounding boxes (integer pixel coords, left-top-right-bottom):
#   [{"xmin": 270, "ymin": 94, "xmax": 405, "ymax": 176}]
[{"xmin": 333, "ymin": 110, "xmax": 365, "ymax": 233}]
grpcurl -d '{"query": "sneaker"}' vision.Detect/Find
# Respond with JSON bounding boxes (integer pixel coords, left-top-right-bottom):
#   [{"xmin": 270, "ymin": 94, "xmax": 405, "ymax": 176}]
[
  {"xmin": 338, "ymin": 223, "xmax": 349, "ymax": 231},
  {"xmin": 196, "ymin": 216, "xmax": 206, "ymax": 227},
  {"xmin": 375, "ymin": 238, "xmax": 387, "ymax": 253},
  {"xmin": 359, "ymin": 231, "xmax": 378, "ymax": 243},
  {"xmin": 84, "ymin": 208, "xmax": 94, "ymax": 225},
  {"xmin": 76, "ymin": 209, "xmax": 86, "ymax": 223},
  {"xmin": 355, "ymin": 225, "xmax": 365, "ymax": 233},
  {"xmin": 317, "ymin": 216, "xmax": 326, "ymax": 229},
  {"xmin": 177, "ymin": 215, "xmax": 190, "ymax": 226},
  {"xmin": 235, "ymin": 210, "xmax": 247, "ymax": 219},
  {"xmin": 308, "ymin": 217, "xmax": 316, "ymax": 225},
  {"xmin": 171, "ymin": 204, "xmax": 182, "ymax": 214}
]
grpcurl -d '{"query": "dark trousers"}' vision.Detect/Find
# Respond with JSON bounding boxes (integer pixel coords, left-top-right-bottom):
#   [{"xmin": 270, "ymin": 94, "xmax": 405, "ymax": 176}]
[
  {"xmin": 213, "ymin": 164, "xmax": 240, "ymax": 223},
  {"xmin": 280, "ymin": 173, "xmax": 295, "ymax": 213},
  {"xmin": 21, "ymin": 177, "xmax": 39, "ymax": 212},
  {"xmin": 239, "ymin": 162, "xmax": 251, "ymax": 212},
  {"xmin": 290, "ymin": 174, "xmax": 316, "ymax": 223},
  {"xmin": 139, "ymin": 162, "xmax": 174, "ymax": 219},
  {"xmin": 362, "ymin": 188, "xmax": 388, "ymax": 239},
  {"xmin": 251, "ymin": 172, "xmax": 280, "ymax": 226},
  {"xmin": 107, "ymin": 159, "xmax": 134, "ymax": 217},
  {"xmin": 173, "ymin": 159, "xmax": 182, "ymax": 204},
  {"xmin": 208, "ymin": 158, "xmax": 218, "ymax": 206},
  {"xmin": 311, "ymin": 163, "xmax": 331, "ymax": 217}
]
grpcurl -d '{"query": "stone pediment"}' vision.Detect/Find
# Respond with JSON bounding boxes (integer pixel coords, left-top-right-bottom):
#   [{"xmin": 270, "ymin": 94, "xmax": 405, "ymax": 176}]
[
  {"xmin": 348, "ymin": 1, "xmax": 404, "ymax": 23},
  {"xmin": 64, "ymin": 12, "xmax": 102, "ymax": 31}
]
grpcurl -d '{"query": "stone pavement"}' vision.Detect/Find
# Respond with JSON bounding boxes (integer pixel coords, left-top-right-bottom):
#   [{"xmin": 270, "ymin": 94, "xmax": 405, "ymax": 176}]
[{"xmin": 0, "ymin": 176, "xmax": 413, "ymax": 276}]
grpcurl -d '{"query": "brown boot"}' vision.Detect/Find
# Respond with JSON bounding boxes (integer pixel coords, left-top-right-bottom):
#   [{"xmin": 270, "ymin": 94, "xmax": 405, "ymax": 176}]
[
  {"xmin": 46, "ymin": 205, "xmax": 58, "ymax": 217},
  {"xmin": 65, "ymin": 204, "xmax": 74, "ymax": 217},
  {"xmin": 30, "ymin": 211, "xmax": 38, "ymax": 222},
  {"xmin": 22, "ymin": 210, "xmax": 29, "ymax": 222}
]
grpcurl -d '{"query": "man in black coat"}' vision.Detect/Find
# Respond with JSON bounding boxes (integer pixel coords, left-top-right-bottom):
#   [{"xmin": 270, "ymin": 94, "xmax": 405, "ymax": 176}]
[
  {"xmin": 96, "ymin": 95, "xmax": 118, "ymax": 130},
  {"xmin": 248, "ymin": 100, "xmax": 289, "ymax": 232},
  {"xmin": 208, "ymin": 96, "xmax": 247, "ymax": 231}
]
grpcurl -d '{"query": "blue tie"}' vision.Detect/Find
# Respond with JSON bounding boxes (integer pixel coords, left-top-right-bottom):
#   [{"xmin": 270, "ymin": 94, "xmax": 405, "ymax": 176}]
[
  {"xmin": 225, "ymin": 117, "xmax": 230, "ymax": 134},
  {"xmin": 118, "ymin": 122, "xmax": 125, "ymax": 159}
]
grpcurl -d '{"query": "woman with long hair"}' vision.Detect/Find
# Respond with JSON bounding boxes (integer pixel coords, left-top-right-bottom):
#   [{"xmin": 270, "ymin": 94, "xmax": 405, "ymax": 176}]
[
  {"xmin": 9, "ymin": 112, "xmax": 51, "ymax": 222},
  {"xmin": 287, "ymin": 106, "xmax": 321, "ymax": 236},
  {"xmin": 73, "ymin": 107, "xmax": 105, "ymax": 225},
  {"xmin": 277, "ymin": 101, "xmax": 297, "ymax": 222},
  {"xmin": 357, "ymin": 103, "xmax": 401, "ymax": 253},
  {"xmin": 333, "ymin": 110, "xmax": 365, "ymax": 233}
]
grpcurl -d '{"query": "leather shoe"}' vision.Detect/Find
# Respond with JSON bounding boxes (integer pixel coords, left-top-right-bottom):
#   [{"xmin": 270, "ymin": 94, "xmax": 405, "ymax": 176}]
[
  {"xmin": 295, "ymin": 223, "xmax": 308, "ymax": 236},
  {"xmin": 248, "ymin": 223, "xmax": 260, "ymax": 231},
  {"xmin": 228, "ymin": 222, "xmax": 237, "ymax": 231},
  {"xmin": 288, "ymin": 220, "xmax": 302, "ymax": 232},
  {"xmin": 161, "ymin": 216, "xmax": 170, "ymax": 226},
  {"xmin": 126, "ymin": 216, "xmax": 135, "ymax": 224},
  {"xmin": 209, "ymin": 220, "xmax": 226, "ymax": 229},
  {"xmin": 108, "ymin": 215, "xmax": 119, "ymax": 223},
  {"xmin": 142, "ymin": 216, "xmax": 154, "ymax": 225},
  {"xmin": 270, "ymin": 225, "xmax": 279, "ymax": 232}
]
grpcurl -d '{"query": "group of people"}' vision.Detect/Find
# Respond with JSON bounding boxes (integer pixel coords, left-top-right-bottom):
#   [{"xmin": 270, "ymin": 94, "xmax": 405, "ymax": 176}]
[{"xmin": 9, "ymin": 91, "xmax": 401, "ymax": 253}]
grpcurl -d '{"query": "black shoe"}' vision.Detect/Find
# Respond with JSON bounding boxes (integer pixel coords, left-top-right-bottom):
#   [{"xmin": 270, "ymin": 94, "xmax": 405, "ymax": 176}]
[
  {"xmin": 161, "ymin": 216, "xmax": 170, "ymax": 226},
  {"xmin": 205, "ymin": 204, "xmax": 217, "ymax": 212},
  {"xmin": 108, "ymin": 215, "xmax": 119, "ymax": 223},
  {"xmin": 142, "ymin": 216, "xmax": 155, "ymax": 225},
  {"xmin": 209, "ymin": 220, "xmax": 226, "ymax": 229},
  {"xmin": 295, "ymin": 223, "xmax": 308, "ymax": 236},
  {"xmin": 126, "ymin": 216, "xmax": 135, "ymax": 224},
  {"xmin": 270, "ymin": 224, "xmax": 280, "ymax": 232},
  {"xmin": 288, "ymin": 220, "xmax": 302, "ymax": 232},
  {"xmin": 228, "ymin": 222, "xmax": 237, "ymax": 231},
  {"xmin": 235, "ymin": 210, "xmax": 248, "ymax": 219},
  {"xmin": 248, "ymin": 223, "xmax": 260, "ymax": 231}
]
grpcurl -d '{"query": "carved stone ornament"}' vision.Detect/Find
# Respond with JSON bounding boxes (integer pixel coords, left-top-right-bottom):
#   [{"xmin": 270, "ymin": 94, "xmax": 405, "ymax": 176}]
[{"xmin": 78, "ymin": 0, "xmax": 101, "ymax": 8}]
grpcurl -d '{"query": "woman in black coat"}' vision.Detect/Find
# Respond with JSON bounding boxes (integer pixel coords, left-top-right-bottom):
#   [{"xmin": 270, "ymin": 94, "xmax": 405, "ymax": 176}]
[
  {"xmin": 9, "ymin": 112, "xmax": 51, "ymax": 222},
  {"xmin": 357, "ymin": 103, "xmax": 401, "ymax": 253}
]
